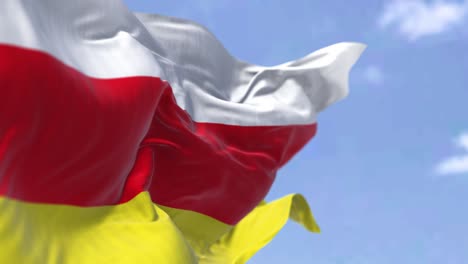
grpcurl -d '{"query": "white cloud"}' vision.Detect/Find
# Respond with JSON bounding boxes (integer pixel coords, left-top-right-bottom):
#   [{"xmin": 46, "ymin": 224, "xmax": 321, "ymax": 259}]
[
  {"xmin": 456, "ymin": 133, "xmax": 468, "ymax": 151},
  {"xmin": 378, "ymin": 0, "xmax": 468, "ymax": 41},
  {"xmin": 435, "ymin": 132, "xmax": 468, "ymax": 175},
  {"xmin": 363, "ymin": 65, "xmax": 384, "ymax": 85}
]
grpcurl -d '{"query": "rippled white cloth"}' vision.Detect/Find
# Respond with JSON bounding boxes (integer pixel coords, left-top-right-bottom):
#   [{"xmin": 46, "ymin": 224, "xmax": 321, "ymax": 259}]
[{"xmin": 0, "ymin": 0, "xmax": 365, "ymax": 125}]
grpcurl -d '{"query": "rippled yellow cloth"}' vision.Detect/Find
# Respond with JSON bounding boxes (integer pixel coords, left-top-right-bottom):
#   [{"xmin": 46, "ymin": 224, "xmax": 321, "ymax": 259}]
[{"xmin": 0, "ymin": 192, "xmax": 318, "ymax": 264}]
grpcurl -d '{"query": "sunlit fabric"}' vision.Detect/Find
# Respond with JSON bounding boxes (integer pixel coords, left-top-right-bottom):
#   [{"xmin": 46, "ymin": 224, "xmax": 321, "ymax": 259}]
[{"xmin": 0, "ymin": 0, "xmax": 364, "ymax": 263}]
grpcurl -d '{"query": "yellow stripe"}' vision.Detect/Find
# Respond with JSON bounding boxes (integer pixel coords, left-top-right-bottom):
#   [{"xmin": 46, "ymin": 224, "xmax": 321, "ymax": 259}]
[
  {"xmin": 163, "ymin": 194, "xmax": 320, "ymax": 264},
  {"xmin": 0, "ymin": 193, "xmax": 319, "ymax": 264},
  {"xmin": 160, "ymin": 205, "xmax": 233, "ymax": 255},
  {"xmin": 0, "ymin": 192, "xmax": 196, "ymax": 264}
]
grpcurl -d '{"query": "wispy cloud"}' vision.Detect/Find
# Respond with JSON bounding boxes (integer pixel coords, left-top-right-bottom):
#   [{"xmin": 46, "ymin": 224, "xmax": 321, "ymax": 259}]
[
  {"xmin": 378, "ymin": 0, "xmax": 468, "ymax": 41},
  {"xmin": 363, "ymin": 65, "xmax": 384, "ymax": 85},
  {"xmin": 435, "ymin": 132, "xmax": 468, "ymax": 175}
]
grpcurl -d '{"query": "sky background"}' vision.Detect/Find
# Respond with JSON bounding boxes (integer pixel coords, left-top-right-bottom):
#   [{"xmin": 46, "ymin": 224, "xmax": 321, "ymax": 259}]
[{"xmin": 125, "ymin": 1, "xmax": 468, "ymax": 263}]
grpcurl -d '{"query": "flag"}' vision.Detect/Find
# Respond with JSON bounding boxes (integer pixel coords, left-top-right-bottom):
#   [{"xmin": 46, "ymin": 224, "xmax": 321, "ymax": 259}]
[{"xmin": 0, "ymin": 1, "xmax": 365, "ymax": 263}]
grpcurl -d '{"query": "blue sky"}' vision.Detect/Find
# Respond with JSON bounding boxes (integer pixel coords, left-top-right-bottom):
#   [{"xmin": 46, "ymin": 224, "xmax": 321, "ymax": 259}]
[{"xmin": 125, "ymin": 1, "xmax": 468, "ymax": 263}]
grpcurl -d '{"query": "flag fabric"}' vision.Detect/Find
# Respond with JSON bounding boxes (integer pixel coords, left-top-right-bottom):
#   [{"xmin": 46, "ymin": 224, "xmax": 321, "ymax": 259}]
[{"xmin": 0, "ymin": 1, "xmax": 365, "ymax": 263}]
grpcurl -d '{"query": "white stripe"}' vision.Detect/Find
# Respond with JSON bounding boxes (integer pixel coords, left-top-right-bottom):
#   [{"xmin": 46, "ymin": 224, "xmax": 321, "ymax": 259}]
[{"xmin": 0, "ymin": 0, "xmax": 365, "ymax": 126}]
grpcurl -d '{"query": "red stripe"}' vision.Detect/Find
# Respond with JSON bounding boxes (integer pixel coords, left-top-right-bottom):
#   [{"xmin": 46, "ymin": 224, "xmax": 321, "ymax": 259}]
[{"xmin": 0, "ymin": 44, "xmax": 316, "ymax": 224}]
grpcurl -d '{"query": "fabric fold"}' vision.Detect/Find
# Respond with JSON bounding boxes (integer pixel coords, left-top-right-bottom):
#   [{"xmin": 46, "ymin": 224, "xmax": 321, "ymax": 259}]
[{"xmin": 0, "ymin": 1, "xmax": 364, "ymax": 263}]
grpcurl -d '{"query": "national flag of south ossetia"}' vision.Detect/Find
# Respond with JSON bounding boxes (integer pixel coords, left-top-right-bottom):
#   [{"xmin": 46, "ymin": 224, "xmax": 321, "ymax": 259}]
[{"xmin": 0, "ymin": 1, "xmax": 365, "ymax": 263}]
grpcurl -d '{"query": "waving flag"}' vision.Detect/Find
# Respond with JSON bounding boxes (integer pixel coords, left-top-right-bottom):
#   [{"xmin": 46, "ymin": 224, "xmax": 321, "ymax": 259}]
[{"xmin": 0, "ymin": 1, "xmax": 365, "ymax": 263}]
